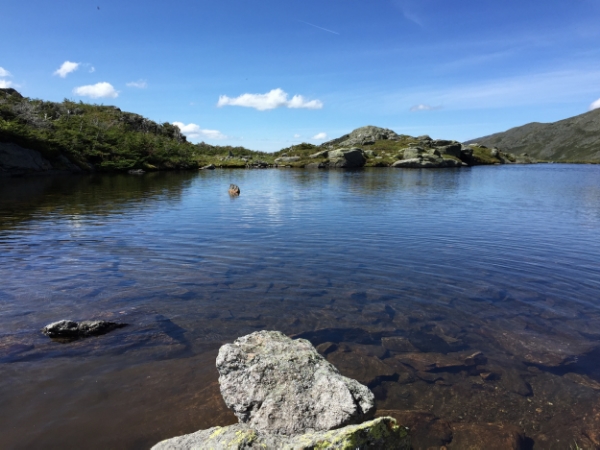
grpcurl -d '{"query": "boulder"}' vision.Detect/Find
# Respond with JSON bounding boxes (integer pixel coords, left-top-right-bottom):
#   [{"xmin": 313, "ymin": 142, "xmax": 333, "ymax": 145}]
[
  {"xmin": 216, "ymin": 330, "xmax": 375, "ymax": 435},
  {"xmin": 328, "ymin": 148, "xmax": 366, "ymax": 168},
  {"xmin": 151, "ymin": 417, "xmax": 410, "ymax": 450},
  {"xmin": 42, "ymin": 320, "xmax": 126, "ymax": 339},
  {"xmin": 200, "ymin": 164, "xmax": 215, "ymax": 170},
  {"xmin": 128, "ymin": 169, "xmax": 145, "ymax": 175},
  {"xmin": 309, "ymin": 150, "xmax": 329, "ymax": 159},
  {"xmin": 436, "ymin": 143, "xmax": 462, "ymax": 158},
  {"xmin": 274, "ymin": 156, "xmax": 300, "ymax": 163},
  {"xmin": 228, "ymin": 184, "xmax": 240, "ymax": 196}
]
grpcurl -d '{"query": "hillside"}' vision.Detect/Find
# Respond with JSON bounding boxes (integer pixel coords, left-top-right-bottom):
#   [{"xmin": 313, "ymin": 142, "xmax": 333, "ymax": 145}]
[
  {"xmin": 0, "ymin": 88, "xmax": 269, "ymax": 176},
  {"xmin": 466, "ymin": 108, "xmax": 600, "ymax": 162}
]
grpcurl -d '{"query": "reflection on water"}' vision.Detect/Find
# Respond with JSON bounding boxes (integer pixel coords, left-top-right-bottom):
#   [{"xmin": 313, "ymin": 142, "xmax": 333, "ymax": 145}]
[{"xmin": 1, "ymin": 166, "xmax": 600, "ymax": 449}]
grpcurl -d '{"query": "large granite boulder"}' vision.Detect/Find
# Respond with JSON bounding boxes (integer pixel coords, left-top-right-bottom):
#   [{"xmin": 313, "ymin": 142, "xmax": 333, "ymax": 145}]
[
  {"xmin": 152, "ymin": 417, "xmax": 410, "ymax": 450},
  {"xmin": 217, "ymin": 330, "xmax": 375, "ymax": 435},
  {"xmin": 274, "ymin": 156, "xmax": 300, "ymax": 164},
  {"xmin": 327, "ymin": 148, "xmax": 366, "ymax": 168}
]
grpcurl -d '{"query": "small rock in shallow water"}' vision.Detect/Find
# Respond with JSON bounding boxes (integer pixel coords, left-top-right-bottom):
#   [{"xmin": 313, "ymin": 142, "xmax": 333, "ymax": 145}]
[{"xmin": 42, "ymin": 320, "xmax": 126, "ymax": 339}]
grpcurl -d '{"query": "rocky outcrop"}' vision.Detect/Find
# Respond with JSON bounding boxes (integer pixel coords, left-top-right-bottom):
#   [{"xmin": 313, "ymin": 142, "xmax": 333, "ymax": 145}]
[
  {"xmin": 152, "ymin": 331, "xmax": 410, "ymax": 449},
  {"xmin": 42, "ymin": 320, "xmax": 126, "ymax": 339},
  {"xmin": 274, "ymin": 156, "xmax": 300, "ymax": 164},
  {"xmin": 217, "ymin": 330, "xmax": 375, "ymax": 435},
  {"xmin": 152, "ymin": 417, "xmax": 409, "ymax": 450},
  {"xmin": 0, "ymin": 142, "xmax": 82, "ymax": 177},
  {"xmin": 327, "ymin": 125, "xmax": 402, "ymax": 147}
]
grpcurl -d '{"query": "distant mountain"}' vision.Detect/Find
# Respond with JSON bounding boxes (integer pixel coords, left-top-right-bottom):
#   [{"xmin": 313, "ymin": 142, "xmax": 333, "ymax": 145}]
[{"xmin": 466, "ymin": 108, "xmax": 600, "ymax": 162}]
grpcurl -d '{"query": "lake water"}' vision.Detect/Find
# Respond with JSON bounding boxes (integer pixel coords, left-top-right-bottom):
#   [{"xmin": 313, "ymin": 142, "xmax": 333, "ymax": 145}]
[{"xmin": 1, "ymin": 165, "xmax": 600, "ymax": 449}]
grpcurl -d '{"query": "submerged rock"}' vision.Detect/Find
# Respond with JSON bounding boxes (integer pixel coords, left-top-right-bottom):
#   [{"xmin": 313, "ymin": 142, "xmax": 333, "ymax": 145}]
[
  {"xmin": 228, "ymin": 184, "xmax": 240, "ymax": 196},
  {"xmin": 217, "ymin": 330, "xmax": 375, "ymax": 435},
  {"xmin": 41, "ymin": 320, "xmax": 126, "ymax": 339},
  {"xmin": 151, "ymin": 416, "xmax": 409, "ymax": 450}
]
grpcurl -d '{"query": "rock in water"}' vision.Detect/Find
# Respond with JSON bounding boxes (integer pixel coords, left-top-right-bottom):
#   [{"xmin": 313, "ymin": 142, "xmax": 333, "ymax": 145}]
[
  {"xmin": 216, "ymin": 330, "xmax": 375, "ymax": 435},
  {"xmin": 42, "ymin": 320, "xmax": 126, "ymax": 339},
  {"xmin": 228, "ymin": 184, "xmax": 240, "ymax": 196},
  {"xmin": 152, "ymin": 417, "xmax": 410, "ymax": 450}
]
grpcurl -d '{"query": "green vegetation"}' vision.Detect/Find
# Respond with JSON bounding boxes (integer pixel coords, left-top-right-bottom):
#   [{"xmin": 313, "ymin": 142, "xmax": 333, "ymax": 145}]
[{"xmin": 0, "ymin": 88, "xmax": 272, "ymax": 172}]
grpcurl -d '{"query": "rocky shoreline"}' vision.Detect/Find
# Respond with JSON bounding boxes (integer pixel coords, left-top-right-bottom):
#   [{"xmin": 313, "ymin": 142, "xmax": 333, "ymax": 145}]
[{"xmin": 1, "ymin": 121, "xmax": 537, "ymax": 177}]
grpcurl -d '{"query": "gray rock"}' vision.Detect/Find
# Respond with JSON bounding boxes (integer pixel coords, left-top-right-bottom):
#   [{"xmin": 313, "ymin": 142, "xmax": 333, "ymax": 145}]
[
  {"xmin": 151, "ymin": 417, "xmax": 409, "ymax": 450},
  {"xmin": 217, "ymin": 330, "xmax": 375, "ymax": 435},
  {"xmin": 274, "ymin": 156, "xmax": 300, "ymax": 163},
  {"xmin": 402, "ymin": 147, "xmax": 427, "ymax": 160},
  {"xmin": 309, "ymin": 150, "xmax": 329, "ymax": 159},
  {"xmin": 437, "ymin": 143, "xmax": 462, "ymax": 158},
  {"xmin": 128, "ymin": 169, "xmax": 145, "ymax": 175},
  {"xmin": 200, "ymin": 164, "xmax": 216, "ymax": 170},
  {"xmin": 328, "ymin": 147, "xmax": 366, "ymax": 168},
  {"xmin": 335, "ymin": 126, "xmax": 401, "ymax": 147},
  {"xmin": 0, "ymin": 142, "xmax": 54, "ymax": 175},
  {"xmin": 42, "ymin": 320, "xmax": 126, "ymax": 339},
  {"xmin": 305, "ymin": 162, "xmax": 327, "ymax": 169}
]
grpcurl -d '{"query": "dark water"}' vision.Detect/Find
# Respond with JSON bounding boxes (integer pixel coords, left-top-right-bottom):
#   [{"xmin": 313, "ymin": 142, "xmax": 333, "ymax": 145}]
[{"xmin": 1, "ymin": 166, "xmax": 600, "ymax": 449}]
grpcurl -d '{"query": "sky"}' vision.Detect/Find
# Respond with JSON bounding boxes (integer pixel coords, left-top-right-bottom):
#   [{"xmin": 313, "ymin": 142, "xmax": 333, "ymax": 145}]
[{"xmin": 2, "ymin": 0, "xmax": 600, "ymax": 151}]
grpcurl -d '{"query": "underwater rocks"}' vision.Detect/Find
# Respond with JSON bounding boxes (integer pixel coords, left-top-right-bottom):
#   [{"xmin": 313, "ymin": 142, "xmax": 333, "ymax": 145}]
[
  {"xmin": 41, "ymin": 320, "xmax": 126, "ymax": 339},
  {"xmin": 216, "ymin": 330, "xmax": 375, "ymax": 435}
]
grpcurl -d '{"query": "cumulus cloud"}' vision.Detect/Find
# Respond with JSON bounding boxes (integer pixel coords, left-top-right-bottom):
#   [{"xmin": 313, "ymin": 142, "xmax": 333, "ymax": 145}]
[
  {"xmin": 54, "ymin": 61, "xmax": 80, "ymax": 78},
  {"xmin": 589, "ymin": 98, "xmax": 600, "ymax": 111},
  {"xmin": 312, "ymin": 132, "xmax": 327, "ymax": 140},
  {"xmin": 126, "ymin": 79, "xmax": 148, "ymax": 89},
  {"xmin": 173, "ymin": 122, "xmax": 227, "ymax": 140},
  {"xmin": 410, "ymin": 104, "xmax": 442, "ymax": 112},
  {"xmin": 0, "ymin": 79, "xmax": 13, "ymax": 88},
  {"xmin": 73, "ymin": 82, "xmax": 119, "ymax": 99},
  {"xmin": 0, "ymin": 67, "xmax": 11, "ymax": 77},
  {"xmin": 217, "ymin": 88, "xmax": 323, "ymax": 111}
]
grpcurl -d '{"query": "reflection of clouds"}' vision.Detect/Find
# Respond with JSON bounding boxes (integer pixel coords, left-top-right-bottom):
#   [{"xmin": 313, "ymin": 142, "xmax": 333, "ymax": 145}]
[{"xmin": 67, "ymin": 214, "xmax": 83, "ymax": 229}]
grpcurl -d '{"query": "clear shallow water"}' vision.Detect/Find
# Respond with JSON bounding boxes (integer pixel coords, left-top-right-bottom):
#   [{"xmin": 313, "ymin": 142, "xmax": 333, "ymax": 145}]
[{"xmin": 1, "ymin": 166, "xmax": 600, "ymax": 449}]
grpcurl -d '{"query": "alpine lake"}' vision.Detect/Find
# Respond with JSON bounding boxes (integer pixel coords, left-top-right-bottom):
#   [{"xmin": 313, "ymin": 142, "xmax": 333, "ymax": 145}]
[{"xmin": 1, "ymin": 164, "xmax": 600, "ymax": 449}]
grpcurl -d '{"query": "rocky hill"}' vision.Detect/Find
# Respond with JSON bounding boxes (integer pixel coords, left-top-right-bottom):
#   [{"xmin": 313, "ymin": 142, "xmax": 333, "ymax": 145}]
[
  {"xmin": 0, "ymin": 88, "xmax": 268, "ymax": 176},
  {"xmin": 274, "ymin": 125, "xmax": 529, "ymax": 169},
  {"xmin": 466, "ymin": 108, "xmax": 600, "ymax": 162}
]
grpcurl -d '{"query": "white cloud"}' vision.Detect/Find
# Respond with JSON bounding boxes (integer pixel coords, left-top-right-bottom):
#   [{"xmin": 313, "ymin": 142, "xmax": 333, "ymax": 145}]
[
  {"xmin": 126, "ymin": 79, "xmax": 148, "ymax": 89},
  {"xmin": 173, "ymin": 122, "xmax": 227, "ymax": 140},
  {"xmin": 89, "ymin": 66, "xmax": 96, "ymax": 73},
  {"xmin": 0, "ymin": 67, "xmax": 11, "ymax": 77},
  {"xmin": 293, "ymin": 134, "xmax": 301, "ymax": 138},
  {"xmin": 73, "ymin": 82, "xmax": 119, "ymax": 99},
  {"xmin": 410, "ymin": 104, "xmax": 442, "ymax": 111},
  {"xmin": 589, "ymin": 97, "xmax": 600, "ymax": 111},
  {"xmin": 217, "ymin": 88, "xmax": 323, "ymax": 111},
  {"xmin": 312, "ymin": 132, "xmax": 327, "ymax": 140},
  {"xmin": 0, "ymin": 79, "xmax": 13, "ymax": 88},
  {"xmin": 54, "ymin": 61, "xmax": 80, "ymax": 78}
]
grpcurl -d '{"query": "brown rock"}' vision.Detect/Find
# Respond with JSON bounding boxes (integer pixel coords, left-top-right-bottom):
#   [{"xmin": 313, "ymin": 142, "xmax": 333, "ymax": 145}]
[
  {"xmin": 448, "ymin": 423, "xmax": 526, "ymax": 450},
  {"xmin": 228, "ymin": 184, "xmax": 240, "ymax": 196},
  {"xmin": 382, "ymin": 336, "xmax": 418, "ymax": 353},
  {"xmin": 393, "ymin": 350, "xmax": 486, "ymax": 373},
  {"xmin": 376, "ymin": 410, "xmax": 452, "ymax": 450},
  {"xmin": 315, "ymin": 342, "xmax": 337, "ymax": 356},
  {"xmin": 326, "ymin": 349, "xmax": 396, "ymax": 386},
  {"xmin": 486, "ymin": 328, "xmax": 596, "ymax": 367}
]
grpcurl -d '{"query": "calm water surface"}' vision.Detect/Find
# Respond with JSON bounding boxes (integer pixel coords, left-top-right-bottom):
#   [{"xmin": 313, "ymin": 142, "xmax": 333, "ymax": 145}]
[{"xmin": 1, "ymin": 166, "xmax": 600, "ymax": 449}]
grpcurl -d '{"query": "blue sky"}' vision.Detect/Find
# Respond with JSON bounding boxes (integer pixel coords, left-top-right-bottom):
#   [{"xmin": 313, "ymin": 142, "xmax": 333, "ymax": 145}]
[{"xmin": 2, "ymin": 0, "xmax": 600, "ymax": 151}]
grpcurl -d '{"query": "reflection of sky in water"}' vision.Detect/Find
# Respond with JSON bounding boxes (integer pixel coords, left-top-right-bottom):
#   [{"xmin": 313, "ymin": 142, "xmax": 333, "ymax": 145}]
[{"xmin": 2, "ymin": 165, "xmax": 600, "ymax": 448}]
